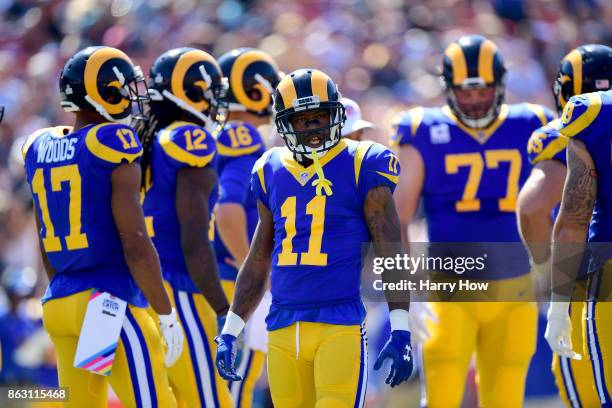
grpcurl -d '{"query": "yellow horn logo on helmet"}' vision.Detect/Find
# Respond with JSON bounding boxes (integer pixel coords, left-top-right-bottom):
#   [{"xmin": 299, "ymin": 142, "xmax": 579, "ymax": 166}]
[
  {"xmin": 230, "ymin": 50, "xmax": 279, "ymax": 112},
  {"xmin": 83, "ymin": 47, "xmax": 132, "ymax": 115}
]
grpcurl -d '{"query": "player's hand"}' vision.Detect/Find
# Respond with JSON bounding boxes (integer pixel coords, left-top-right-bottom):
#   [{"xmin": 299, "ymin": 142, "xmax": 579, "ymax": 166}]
[
  {"xmin": 545, "ymin": 302, "xmax": 582, "ymax": 360},
  {"xmin": 409, "ymin": 302, "xmax": 437, "ymax": 343},
  {"xmin": 374, "ymin": 330, "xmax": 413, "ymax": 387},
  {"xmin": 215, "ymin": 334, "xmax": 243, "ymax": 381},
  {"xmin": 158, "ymin": 308, "xmax": 184, "ymax": 367},
  {"xmin": 217, "ymin": 314, "xmax": 245, "ymax": 367}
]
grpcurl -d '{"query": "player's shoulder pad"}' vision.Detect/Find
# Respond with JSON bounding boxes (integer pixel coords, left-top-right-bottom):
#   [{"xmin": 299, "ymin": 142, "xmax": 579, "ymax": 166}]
[
  {"xmin": 251, "ymin": 147, "xmax": 277, "ymax": 195},
  {"xmin": 354, "ymin": 140, "xmax": 400, "ymax": 186},
  {"xmin": 158, "ymin": 121, "xmax": 216, "ymax": 167},
  {"xmin": 521, "ymin": 103, "xmax": 555, "ymax": 127},
  {"xmin": 216, "ymin": 122, "xmax": 265, "ymax": 157},
  {"xmin": 22, "ymin": 126, "xmax": 72, "ymax": 160},
  {"xmin": 389, "ymin": 107, "xmax": 426, "ymax": 147},
  {"xmin": 527, "ymin": 119, "xmax": 568, "ymax": 165},
  {"xmin": 558, "ymin": 92, "xmax": 603, "ymax": 138},
  {"xmin": 85, "ymin": 123, "xmax": 142, "ymax": 164}
]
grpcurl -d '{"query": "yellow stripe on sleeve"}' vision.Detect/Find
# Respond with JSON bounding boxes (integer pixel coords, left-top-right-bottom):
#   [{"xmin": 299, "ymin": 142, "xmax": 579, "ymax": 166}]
[
  {"xmin": 526, "ymin": 103, "xmax": 550, "ymax": 126},
  {"xmin": 158, "ymin": 122, "xmax": 215, "ymax": 167},
  {"xmin": 375, "ymin": 171, "xmax": 399, "ymax": 184},
  {"xmin": 85, "ymin": 124, "xmax": 142, "ymax": 164},
  {"xmin": 216, "ymin": 143, "xmax": 262, "ymax": 157},
  {"xmin": 560, "ymin": 93, "xmax": 602, "ymax": 138},
  {"xmin": 354, "ymin": 141, "xmax": 375, "ymax": 186}
]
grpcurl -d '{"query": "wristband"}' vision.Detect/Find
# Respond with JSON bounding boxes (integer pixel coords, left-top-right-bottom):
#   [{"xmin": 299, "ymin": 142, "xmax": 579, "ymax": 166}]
[
  {"xmin": 221, "ymin": 311, "xmax": 245, "ymax": 337},
  {"xmin": 547, "ymin": 300, "xmax": 570, "ymax": 318},
  {"xmin": 390, "ymin": 309, "xmax": 410, "ymax": 332}
]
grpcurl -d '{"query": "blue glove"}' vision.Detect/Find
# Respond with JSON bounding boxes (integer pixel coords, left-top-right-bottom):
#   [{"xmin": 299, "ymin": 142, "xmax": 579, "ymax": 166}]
[
  {"xmin": 215, "ymin": 334, "xmax": 243, "ymax": 381},
  {"xmin": 374, "ymin": 330, "xmax": 413, "ymax": 387},
  {"xmin": 217, "ymin": 314, "xmax": 245, "ymax": 368}
]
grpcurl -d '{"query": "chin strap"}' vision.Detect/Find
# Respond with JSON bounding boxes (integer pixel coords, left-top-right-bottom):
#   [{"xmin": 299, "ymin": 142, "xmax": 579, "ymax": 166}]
[{"xmin": 310, "ymin": 150, "xmax": 333, "ymax": 196}]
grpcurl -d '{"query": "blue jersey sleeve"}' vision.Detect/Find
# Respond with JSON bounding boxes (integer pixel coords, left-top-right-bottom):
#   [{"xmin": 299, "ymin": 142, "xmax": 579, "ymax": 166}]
[
  {"xmin": 217, "ymin": 122, "xmax": 265, "ymax": 158},
  {"xmin": 527, "ymin": 119, "xmax": 568, "ymax": 166},
  {"xmin": 356, "ymin": 142, "xmax": 400, "ymax": 199},
  {"xmin": 85, "ymin": 123, "xmax": 143, "ymax": 167},
  {"xmin": 218, "ymin": 155, "xmax": 259, "ymax": 205},
  {"xmin": 524, "ymin": 103, "xmax": 555, "ymax": 128},
  {"xmin": 389, "ymin": 107, "xmax": 425, "ymax": 147},
  {"xmin": 558, "ymin": 93, "xmax": 603, "ymax": 152},
  {"xmin": 158, "ymin": 121, "xmax": 216, "ymax": 168},
  {"xmin": 250, "ymin": 149, "xmax": 273, "ymax": 208}
]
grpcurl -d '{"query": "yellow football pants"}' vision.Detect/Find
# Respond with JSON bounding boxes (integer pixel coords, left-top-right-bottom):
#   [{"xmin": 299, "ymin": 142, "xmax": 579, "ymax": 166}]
[
  {"xmin": 267, "ymin": 322, "xmax": 367, "ymax": 408},
  {"xmin": 584, "ymin": 261, "xmax": 612, "ymax": 407},
  {"xmin": 422, "ymin": 274, "xmax": 537, "ymax": 408},
  {"xmin": 42, "ymin": 289, "xmax": 176, "ymax": 408},
  {"xmin": 222, "ymin": 280, "xmax": 266, "ymax": 408},
  {"xmin": 150, "ymin": 282, "xmax": 233, "ymax": 408},
  {"xmin": 552, "ymin": 280, "xmax": 600, "ymax": 408}
]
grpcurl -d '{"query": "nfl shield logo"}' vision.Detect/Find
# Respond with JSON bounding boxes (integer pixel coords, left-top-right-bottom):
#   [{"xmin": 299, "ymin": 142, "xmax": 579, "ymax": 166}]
[{"xmin": 300, "ymin": 172, "xmax": 309, "ymax": 183}]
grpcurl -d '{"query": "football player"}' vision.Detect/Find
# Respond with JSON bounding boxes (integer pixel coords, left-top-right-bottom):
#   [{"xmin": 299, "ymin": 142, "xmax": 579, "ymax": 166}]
[
  {"xmin": 137, "ymin": 48, "xmax": 233, "ymax": 408},
  {"xmin": 22, "ymin": 46, "xmax": 182, "ymax": 408},
  {"xmin": 519, "ymin": 44, "xmax": 611, "ymax": 408},
  {"xmin": 213, "ymin": 47, "xmax": 281, "ymax": 407},
  {"xmin": 391, "ymin": 35, "xmax": 553, "ymax": 407},
  {"xmin": 216, "ymin": 69, "xmax": 414, "ymax": 406},
  {"xmin": 547, "ymin": 87, "xmax": 612, "ymax": 407}
]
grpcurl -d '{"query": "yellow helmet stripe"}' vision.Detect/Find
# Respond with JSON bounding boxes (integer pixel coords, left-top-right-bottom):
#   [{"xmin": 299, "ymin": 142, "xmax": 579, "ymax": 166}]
[
  {"xmin": 171, "ymin": 50, "xmax": 220, "ymax": 112},
  {"xmin": 231, "ymin": 50, "xmax": 278, "ymax": 112},
  {"xmin": 564, "ymin": 49, "xmax": 583, "ymax": 97},
  {"xmin": 277, "ymin": 77, "xmax": 298, "ymax": 110},
  {"xmin": 445, "ymin": 43, "xmax": 468, "ymax": 85},
  {"xmin": 84, "ymin": 48, "xmax": 132, "ymax": 115},
  {"xmin": 310, "ymin": 70, "xmax": 330, "ymax": 102},
  {"xmin": 477, "ymin": 40, "xmax": 497, "ymax": 83}
]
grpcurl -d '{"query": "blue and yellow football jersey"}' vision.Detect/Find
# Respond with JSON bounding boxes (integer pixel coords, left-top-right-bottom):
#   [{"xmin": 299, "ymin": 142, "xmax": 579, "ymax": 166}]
[
  {"xmin": 22, "ymin": 123, "xmax": 146, "ymax": 306},
  {"xmin": 212, "ymin": 121, "xmax": 266, "ymax": 281},
  {"xmin": 391, "ymin": 103, "xmax": 553, "ymax": 278},
  {"xmin": 251, "ymin": 138, "xmax": 400, "ymax": 331},
  {"xmin": 559, "ymin": 90, "xmax": 612, "ymax": 271},
  {"xmin": 527, "ymin": 118, "xmax": 567, "ymax": 166},
  {"xmin": 141, "ymin": 121, "xmax": 217, "ymax": 293}
]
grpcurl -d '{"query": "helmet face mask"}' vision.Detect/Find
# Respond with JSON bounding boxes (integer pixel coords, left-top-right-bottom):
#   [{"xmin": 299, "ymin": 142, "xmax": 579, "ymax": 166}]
[
  {"xmin": 446, "ymin": 81, "xmax": 504, "ymax": 129},
  {"xmin": 276, "ymin": 103, "xmax": 345, "ymax": 156},
  {"xmin": 273, "ymin": 69, "xmax": 346, "ymax": 157},
  {"xmin": 441, "ymin": 35, "xmax": 507, "ymax": 130}
]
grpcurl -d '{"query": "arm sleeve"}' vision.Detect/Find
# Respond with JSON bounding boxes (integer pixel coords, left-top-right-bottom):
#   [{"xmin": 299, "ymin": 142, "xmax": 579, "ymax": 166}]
[
  {"xmin": 527, "ymin": 120, "xmax": 568, "ymax": 166},
  {"xmin": 357, "ymin": 142, "xmax": 401, "ymax": 200},
  {"xmin": 250, "ymin": 151, "xmax": 271, "ymax": 209},
  {"xmin": 218, "ymin": 155, "xmax": 259, "ymax": 205},
  {"xmin": 85, "ymin": 123, "xmax": 143, "ymax": 168},
  {"xmin": 158, "ymin": 123, "xmax": 217, "ymax": 169},
  {"xmin": 558, "ymin": 93, "xmax": 602, "ymax": 152}
]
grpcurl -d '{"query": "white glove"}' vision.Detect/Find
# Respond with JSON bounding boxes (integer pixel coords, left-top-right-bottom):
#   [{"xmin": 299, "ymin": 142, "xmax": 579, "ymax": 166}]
[
  {"xmin": 158, "ymin": 308, "xmax": 184, "ymax": 367},
  {"xmin": 544, "ymin": 301, "xmax": 582, "ymax": 360},
  {"xmin": 409, "ymin": 302, "xmax": 438, "ymax": 343}
]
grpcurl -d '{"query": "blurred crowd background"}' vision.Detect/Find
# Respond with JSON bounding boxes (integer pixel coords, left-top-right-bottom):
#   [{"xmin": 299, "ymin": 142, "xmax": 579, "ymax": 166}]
[{"xmin": 0, "ymin": 0, "xmax": 610, "ymax": 406}]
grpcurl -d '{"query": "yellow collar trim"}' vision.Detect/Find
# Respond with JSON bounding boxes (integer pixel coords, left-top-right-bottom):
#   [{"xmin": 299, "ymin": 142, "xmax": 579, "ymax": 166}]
[
  {"xmin": 442, "ymin": 104, "xmax": 509, "ymax": 145},
  {"xmin": 279, "ymin": 139, "xmax": 349, "ymax": 186}
]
